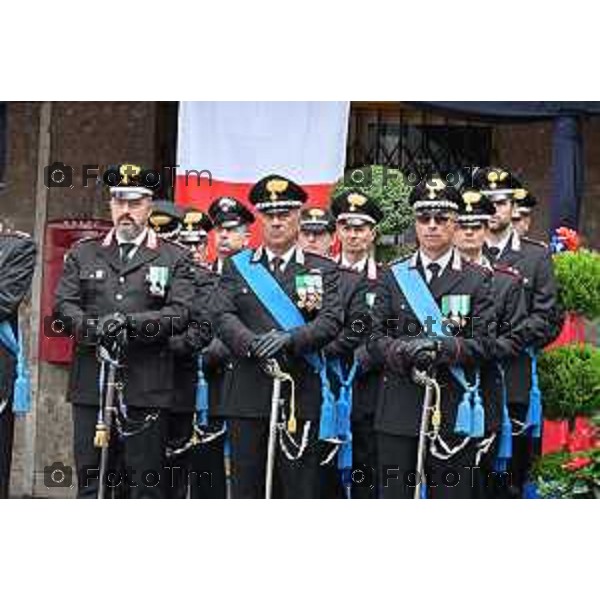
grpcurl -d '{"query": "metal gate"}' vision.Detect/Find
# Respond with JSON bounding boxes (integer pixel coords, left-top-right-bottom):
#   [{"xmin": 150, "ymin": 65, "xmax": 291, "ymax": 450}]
[{"xmin": 346, "ymin": 102, "xmax": 493, "ymax": 179}]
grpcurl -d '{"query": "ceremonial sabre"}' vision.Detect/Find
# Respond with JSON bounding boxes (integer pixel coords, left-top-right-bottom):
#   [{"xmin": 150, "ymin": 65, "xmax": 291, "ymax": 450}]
[
  {"xmin": 95, "ymin": 333, "xmax": 126, "ymax": 500},
  {"xmin": 412, "ymin": 367, "xmax": 441, "ymax": 500},
  {"xmin": 262, "ymin": 359, "xmax": 295, "ymax": 500}
]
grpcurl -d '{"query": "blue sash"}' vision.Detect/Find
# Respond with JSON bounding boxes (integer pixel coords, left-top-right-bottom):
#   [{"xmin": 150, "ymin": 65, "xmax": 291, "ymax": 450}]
[
  {"xmin": 524, "ymin": 347, "xmax": 542, "ymax": 438},
  {"xmin": 0, "ymin": 321, "xmax": 31, "ymax": 414},
  {"xmin": 231, "ymin": 250, "xmax": 334, "ymax": 439},
  {"xmin": 494, "ymin": 364, "xmax": 513, "ymax": 472},
  {"xmin": 196, "ymin": 354, "xmax": 209, "ymax": 427},
  {"xmin": 328, "ymin": 358, "xmax": 359, "ymax": 470},
  {"xmin": 390, "ymin": 261, "xmax": 484, "ymax": 438}
]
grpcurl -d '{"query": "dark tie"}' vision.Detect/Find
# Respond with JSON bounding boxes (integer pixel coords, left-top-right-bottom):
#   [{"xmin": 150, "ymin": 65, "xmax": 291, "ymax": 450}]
[
  {"xmin": 427, "ymin": 262, "xmax": 441, "ymax": 283},
  {"xmin": 120, "ymin": 243, "xmax": 135, "ymax": 264},
  {"xmin": 487, "ymin": 246, "xmax": 500, "ymax": 261},
  {"xmin": 270, "ymin": 256, "xmax": 283, "ymax": 274}
]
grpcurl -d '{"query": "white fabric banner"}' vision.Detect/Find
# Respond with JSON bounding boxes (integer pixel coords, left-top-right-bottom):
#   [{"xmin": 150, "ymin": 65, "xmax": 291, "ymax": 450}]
[{"xmin": 177, "ymin": 101, "xmax": 350, "ymax": 183}]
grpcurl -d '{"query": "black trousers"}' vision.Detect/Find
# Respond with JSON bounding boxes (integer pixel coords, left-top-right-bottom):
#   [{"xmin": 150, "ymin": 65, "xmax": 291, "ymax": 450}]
[
  {"xmin": 73, "ymin": 404, "xmax": 169, "ymax": 499},
  {"xmin": 377, "ymin": 432, "xmax": 478, "ymax": 499},
  {"xmin": 164, "ymin": 412, "xmax": 227, "ymax": 499},
  {"xmin": 229, "ymin": 417, "xmax": 320, "ymax": 499},
  {"xmin": 0, "ymin": 402, "xmax": 14, "ymax": 499},
  {"xmin": 351, "ymin": 416, "xmax": 378, "ymax": 499},
  {"xmin": 318, "ymin": 415, "xmax": 379, "ymax": 499}
]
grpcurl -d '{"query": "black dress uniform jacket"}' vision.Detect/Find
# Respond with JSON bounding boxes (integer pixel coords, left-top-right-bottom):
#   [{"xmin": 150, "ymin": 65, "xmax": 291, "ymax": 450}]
[
  {"xmin": 54, "ymin": 228, "xmax": 195, "ymax": 408},
  {"xmin": 167, "ymin": 262, "xmax": 217, "ymax": 412},
  {"xmin": 202, "ymin": 259, "xmax": 234, "ymax": 419},
  {"xmin": 0, "ymin": 232, "xmax": 36, "ymax": 401},
  {"xmin": 0, "ymin": 232, "xmax": 36, "ymax": 498},
  {"xmin": 369, "ymin": 250, "xmax": 498, "ymax": 438},
  {"xmin": 485, "ymin": 231, "xmax": 563, "ymax": 350},
  {"xmin": 491, "ymin": 263, "xmax": 531, "ymax": 406},
  {"xmin": 215, "ymin": 246, "xmax": 343, "ymax": 421},
  {"xmin": 324, "ymin": 256, "xmax": 380, "ymax": 421}
]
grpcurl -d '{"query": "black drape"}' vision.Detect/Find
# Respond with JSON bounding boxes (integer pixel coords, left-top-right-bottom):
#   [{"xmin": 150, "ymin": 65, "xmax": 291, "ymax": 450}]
[{"xmin": 410, "ymin": 102, "xmax": 600, "ymax": 233}]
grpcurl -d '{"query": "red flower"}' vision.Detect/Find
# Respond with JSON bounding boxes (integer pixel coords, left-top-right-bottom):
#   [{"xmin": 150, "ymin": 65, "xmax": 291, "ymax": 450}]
[
  {"xmin": 555, "ymin": 227, "xmax": 581, "ymax": 251},
  {"xmin": 562, "ymin": 456, "xmax": 593, "ymax": 471}
]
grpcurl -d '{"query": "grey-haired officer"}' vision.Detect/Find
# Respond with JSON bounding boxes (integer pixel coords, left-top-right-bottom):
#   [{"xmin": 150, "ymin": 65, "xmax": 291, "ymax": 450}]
[
  {"xmin": 54, "ymin": 164, "xmax": 196, "ymax": 498},
  {"xmin": 214, "ymin": 174, "xmax": 343, "ymax": 498},
  {"xmin": 0, "ymin": 223, "xmax": 36, "ymax": 498}
]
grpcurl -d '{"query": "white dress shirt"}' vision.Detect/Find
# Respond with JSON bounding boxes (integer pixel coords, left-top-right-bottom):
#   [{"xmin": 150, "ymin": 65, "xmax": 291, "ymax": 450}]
[
  {"xmin": 487, "ymin": 226, "xmax": 514, "ymax": 258},
  {"xmin": 115, "ymin": 227, "xmax": 148, "ymax": 260},
  {"xmin": 419, "ymin": 247, "xmax": 454, "ymax": 283},
  {"xmin": 265, "ymin": 245, "xmax": 297, "ymax": 273},
  {"xmin": 341, "ymin": 253, "xmax": 368, "ymax": 273}
]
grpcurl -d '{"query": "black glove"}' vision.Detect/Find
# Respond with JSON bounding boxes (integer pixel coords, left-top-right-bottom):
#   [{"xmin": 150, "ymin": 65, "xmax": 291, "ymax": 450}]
[
  {"xmin": 404, "ymin": 339, "xmax": 440, "ymax": 371},
  {"xmin": 251, "ymin": 329, "xmax": 292, "ymax": 360},
  {"xmin": 97, "ymin": 313, "xmax": 128, "ymax": 348},
  {"xmin": 388, "ymin": 338, "xmax": 439, "ymax": 373}
]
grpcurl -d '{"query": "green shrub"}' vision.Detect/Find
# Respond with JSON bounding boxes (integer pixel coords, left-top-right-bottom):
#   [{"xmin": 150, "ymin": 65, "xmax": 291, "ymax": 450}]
[
  {"xmin": 332, "ymin": 165, "xmax": 414, "ymax": 237},
  {"xmin": 553, "ymin": 250, "xmax": 600, "ymax": 319},
  {"xmin": 538, "ymin": 344, "xmax": 600, "ymax": 420},
  {"xmin": 532, "ymin": 449, "xmax": 600, "ymax": 499}
]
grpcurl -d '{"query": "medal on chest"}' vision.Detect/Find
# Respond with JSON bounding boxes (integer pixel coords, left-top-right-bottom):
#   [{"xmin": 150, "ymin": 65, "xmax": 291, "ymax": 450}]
[
  {"xmin": 441, "ymin": 294, "xmax": 470, "ymax": 328},
  {"xmin": 296, "ymin": 270, "xmax": 323, "ymax": 312},
  {"xmin": 365, "ymin": 291, "xmax": 376, "ymax": 309},
  {"xmin": 146, "ymin": 265, "xmax": 170, "ymax": 298}
]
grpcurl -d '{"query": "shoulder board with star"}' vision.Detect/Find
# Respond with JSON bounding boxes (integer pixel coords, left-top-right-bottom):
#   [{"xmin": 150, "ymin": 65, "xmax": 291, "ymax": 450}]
[
  {"xmin": 464, "ymin": 260, "xmax": 492, "ymax": 276},
  {"xmin": 493, "ymin": 264, "xmax": 523, "ymax": 280},
  {"xmin": 521, "ymin": 236, "xmax": 548, "ymax": 249}
]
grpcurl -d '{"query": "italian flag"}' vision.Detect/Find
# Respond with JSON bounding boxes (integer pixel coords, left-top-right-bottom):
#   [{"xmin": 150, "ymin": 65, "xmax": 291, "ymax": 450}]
[{"xmin": 175, "ymin": 101, "xmax": 350, "ymax": 250}]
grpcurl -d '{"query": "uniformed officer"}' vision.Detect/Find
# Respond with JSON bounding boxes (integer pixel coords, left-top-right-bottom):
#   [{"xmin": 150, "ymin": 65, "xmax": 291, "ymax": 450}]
[
  {"xmin": 0, "ymin": 223, "xmax": 36, "ymax": 498},
  {"xmin": 208, "ymin": 196, "xmax": 255, "ymax": 274},
  {"xmin": 298, "ymin": 206, "xmax": 336, "ymax": 257},
  {"xmin": 327, "ymin": 191, "xmax": 383, "ymax": 499},
  {"xmin": 369, "ymin": 177, "xmax": 497, "ymax": 499},
  {"xmin": 214, "ymin": 174, "xmax": 343, "ymax": 498},
  {"xmin": 148, "ymin": 199, "xmax": 185, "ymax": 240},
  {"xmin": 191, "ymin": 197, "xmax": 257, "ymax": 498},
  {"xmin": 474, "ymin": 166, "xmax": 563, "ymax": 496},
  {"xmin": 511, "ymin": 185, "xmax": 536, "ymax": 237},
  {"xmin": 148, "ymin": 200, "xmax": 216, "ymax": 498},
  {"xmin": 54, "ymin": 164, "xmax": 196, "ymax": 499},
  {"xmin": 296, "ymin": 206, "xmax": 348, "ymax": 498},
  {"xmin": 453, "ymin": 188, "xmax": 529, "ymax": 497},
  {"xmin": 180, "ymin": 208, "xmax": 213, "ymax": 266}
]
